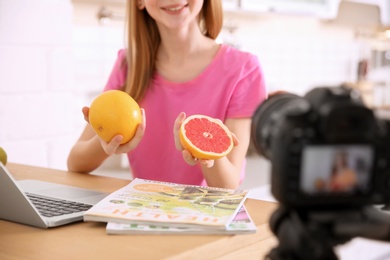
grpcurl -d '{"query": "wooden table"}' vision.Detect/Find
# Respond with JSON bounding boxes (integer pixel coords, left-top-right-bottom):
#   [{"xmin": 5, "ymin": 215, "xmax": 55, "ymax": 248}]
[{"xmin": 0, "ymin": 163, "xmax": 278, "ymax": 260}]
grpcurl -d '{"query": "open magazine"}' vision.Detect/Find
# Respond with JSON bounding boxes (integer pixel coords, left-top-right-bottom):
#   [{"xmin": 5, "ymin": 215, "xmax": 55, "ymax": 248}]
[
  {"xmin": 84, "ymin": 178, "xmax": 249, "ymax": 230},
  {"xmin": 106, "ymin": 205, "xmax": 256, "ymax": 235}
]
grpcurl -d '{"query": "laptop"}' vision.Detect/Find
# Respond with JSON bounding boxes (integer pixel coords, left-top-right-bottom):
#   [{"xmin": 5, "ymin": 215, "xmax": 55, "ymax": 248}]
[{"xmin": 0, "ymin": 162, "xmax": 108, "ymax": 228}]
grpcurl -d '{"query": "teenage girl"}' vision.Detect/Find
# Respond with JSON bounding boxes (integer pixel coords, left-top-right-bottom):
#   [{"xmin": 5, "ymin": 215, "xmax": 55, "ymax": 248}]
[{"xmin": 67, "ymin": 0, "xmax": 267, "ymax": 189}]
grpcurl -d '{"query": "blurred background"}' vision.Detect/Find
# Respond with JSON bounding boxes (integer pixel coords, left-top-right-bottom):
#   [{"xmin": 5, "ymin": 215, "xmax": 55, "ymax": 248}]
[{"xmin": 0, "ymin": 0, "xmax": 389, "ymax": 191}]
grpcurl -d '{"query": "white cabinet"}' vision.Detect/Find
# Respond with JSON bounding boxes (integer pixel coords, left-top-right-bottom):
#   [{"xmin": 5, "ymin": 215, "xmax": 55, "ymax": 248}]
[
  {"xmin": 223, "ymin": 0, "xmax": 389, "ymax": 26},
  {"xmin": 222, "ymin": 0, "xmax": 240, "ymax": 11},
  {"xmin": 344, "ymin": 0, "xmax": 390, "ymax": 25},
  {"xmin": 242, "ymin": 0, "xmax": 340, "ymax": 18},
  {"xmin": 223, "ymin": 0, "xmax": 341, "ymax": 19},
  {"xmin": 345, "ymin": 0, "xmax": 382, "ymax": 5},
  {"xmin": 385, "ymin": 1, "xmax": 390, "ymax": 25}
]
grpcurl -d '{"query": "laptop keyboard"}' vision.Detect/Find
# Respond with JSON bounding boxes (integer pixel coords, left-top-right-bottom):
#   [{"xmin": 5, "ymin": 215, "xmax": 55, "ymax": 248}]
[{"xmin": 26, "ymin": 193, "xmax": 93, "ymax": 218}]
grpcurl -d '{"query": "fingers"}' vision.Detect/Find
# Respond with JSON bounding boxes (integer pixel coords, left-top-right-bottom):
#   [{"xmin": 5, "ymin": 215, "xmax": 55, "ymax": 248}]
[
  {"xmin": 182, "ymin": 150, "xmax": 198, "ymax": 166},
  {"xmin": 175, "ymin": 113, "xmax": 201, "ymax": 167},
  {"xmin": 101, "ymin": 135, "xmax": 123, "ymax": 155},
  {"xmin": 182, "ymin": 150, "xmax": 215, "ymax": 168},
  {"xmin": 140, "ymin": 108, "xmax": 146, "ymax": 127},
  {"xmin": 231, "ymin": 132, "xmax": 239, "ymax": 146},
  {"xmin": 173, "ymin": 112, "xmax": 186, "ymax": 150},
  {"xmin": 116, "ymin": 122, "xmax": 145, "ymax": 154},
  {"xmin": 200, "ymin": 159, "xmax": 214, "ymax": 168},
  {"xmin": 82, "ymin": 107, "xmax": 90, "ymax": 123},
  {"xmin": 101, "ymin": 108, "xmax": 146, "ymax": 155},
  {"xmin": 115, "ymin": 110, "xmax": 146, "ymax": 154},
  {"xmin": 268, "ymin": 90, "xmax": 288, "ymax": 98}
]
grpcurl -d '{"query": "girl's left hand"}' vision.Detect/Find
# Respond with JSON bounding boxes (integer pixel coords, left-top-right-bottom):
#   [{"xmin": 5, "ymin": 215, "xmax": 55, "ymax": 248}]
[
  {"xmin": 173, "ymin": 112, "xmax": 239, "ymax": 168},
  {"xmin": 173, "ymin": 112, "xmax": 215, "ymax": 168}
]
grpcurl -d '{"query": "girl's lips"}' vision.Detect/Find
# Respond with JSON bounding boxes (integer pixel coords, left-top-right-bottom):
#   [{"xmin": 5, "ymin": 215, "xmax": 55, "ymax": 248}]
[{"xmin": 161, "ymin": 4, "xmax": 188, "ymax": 13}]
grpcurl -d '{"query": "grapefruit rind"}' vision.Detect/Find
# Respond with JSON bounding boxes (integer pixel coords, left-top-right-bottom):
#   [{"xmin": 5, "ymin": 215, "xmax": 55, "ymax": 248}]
[
  {"xmin": 89, "ymin": 90, "xmax": 142, "ymax": 144},
  {"xmin": 179, "ymin": 115, "xmax": 234, "ymax": 160}
]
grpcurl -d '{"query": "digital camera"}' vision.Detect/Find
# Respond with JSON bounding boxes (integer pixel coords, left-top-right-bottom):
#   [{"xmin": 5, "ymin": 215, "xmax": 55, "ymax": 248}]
[{"xmin": 251, "ymin": 85, "xmax": 390, "ymax": 209}]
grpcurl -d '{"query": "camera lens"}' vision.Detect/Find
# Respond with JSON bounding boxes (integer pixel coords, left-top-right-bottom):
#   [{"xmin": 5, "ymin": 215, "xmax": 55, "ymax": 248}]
[{"xmin": 251, "ymin": 93, "xmax": 305, "ymax": 159}]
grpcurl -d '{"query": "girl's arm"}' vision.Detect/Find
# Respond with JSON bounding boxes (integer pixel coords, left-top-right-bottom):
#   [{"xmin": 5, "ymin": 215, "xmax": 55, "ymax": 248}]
[
  {"xmin": 67, "ymin": 123, "xmax": 110, "ymax": 173},
  {"xmin": 200, "ymin": 118, "xmax": 250, "ymax": 189}
]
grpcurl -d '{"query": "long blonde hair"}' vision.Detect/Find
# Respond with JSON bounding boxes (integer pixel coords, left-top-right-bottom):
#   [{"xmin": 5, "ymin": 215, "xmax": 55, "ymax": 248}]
[{"xmin": 123, "ymin": 0, "xmax": 223, "ymax": 102}]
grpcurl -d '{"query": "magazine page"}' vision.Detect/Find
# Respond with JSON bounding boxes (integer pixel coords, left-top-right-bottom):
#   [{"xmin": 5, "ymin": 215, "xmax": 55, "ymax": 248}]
[
  {"xmin": 106, "ymin": 205, "xmax": 257, "ymax": 235},
  {"xmin": 84, "ymin": 178, "xmax": 248, "ymax": 230}
]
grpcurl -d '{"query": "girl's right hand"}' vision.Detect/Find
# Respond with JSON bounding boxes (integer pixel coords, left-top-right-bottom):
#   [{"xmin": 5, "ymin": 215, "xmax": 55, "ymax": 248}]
[{"xmin": 82, "ymin": 106, "xmax": 146, "ymax": 155}]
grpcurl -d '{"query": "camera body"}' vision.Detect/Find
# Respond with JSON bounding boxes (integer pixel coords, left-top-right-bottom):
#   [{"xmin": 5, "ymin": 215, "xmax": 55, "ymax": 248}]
[{"xmin": 251, "ymin": 85, "xmax": 390, "ymax": 209}]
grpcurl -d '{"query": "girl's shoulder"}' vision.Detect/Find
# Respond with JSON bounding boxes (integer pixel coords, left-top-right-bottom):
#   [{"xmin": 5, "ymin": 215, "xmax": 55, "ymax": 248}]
[
  {"xmin": 218, "ymin": 45, "xmax": 260, "ymax": 68},
  {"xmin": 104, "ymin": 49, "xmax": 128, "ymax": 91},
  {"xmin": 213, "ymin": 45, "xmax": 262, "ymax": 77},
  {"xmin": 118, "ymin": 49, "xmax": 126, "ymax": 58}
]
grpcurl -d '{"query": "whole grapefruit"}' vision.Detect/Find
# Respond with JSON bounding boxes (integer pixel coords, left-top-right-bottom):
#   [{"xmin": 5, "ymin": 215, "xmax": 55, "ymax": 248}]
[
  {"xmin": 179, "ymin": 115, "xmax": 234, "ymax": 160},
  {"xmin": 89, "ymin": 90, "xmax": 142, "ymax": 144}
]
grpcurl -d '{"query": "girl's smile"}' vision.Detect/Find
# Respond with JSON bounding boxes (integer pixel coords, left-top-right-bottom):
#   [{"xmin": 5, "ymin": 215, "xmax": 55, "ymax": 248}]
[{"xmin": 162, "ymin": 4, "xmax": 188, "ymax": 13}]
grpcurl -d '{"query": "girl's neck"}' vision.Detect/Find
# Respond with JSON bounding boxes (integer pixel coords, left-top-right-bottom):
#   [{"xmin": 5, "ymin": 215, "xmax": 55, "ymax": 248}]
[{"xmin": 157, "ymin": 23, "xmax": 216, "ymax": 65}]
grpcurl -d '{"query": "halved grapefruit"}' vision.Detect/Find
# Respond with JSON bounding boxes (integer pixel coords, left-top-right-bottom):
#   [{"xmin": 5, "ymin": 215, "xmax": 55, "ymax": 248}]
[{"xmin": 179, "ymin": 115, "xmax": 234, "ymax": 160}]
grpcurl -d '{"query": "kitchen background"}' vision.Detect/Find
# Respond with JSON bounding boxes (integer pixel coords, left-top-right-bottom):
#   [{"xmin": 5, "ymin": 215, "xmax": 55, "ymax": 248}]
[{"xmin": 0, "ymin": 0, "xmax": 389, "ymax": 191}]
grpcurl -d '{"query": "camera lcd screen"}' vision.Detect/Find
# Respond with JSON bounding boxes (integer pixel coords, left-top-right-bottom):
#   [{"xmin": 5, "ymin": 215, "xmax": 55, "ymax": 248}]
[{"xmin": 300, "ymin": 145, "xmax": 373, "ymax": 194}]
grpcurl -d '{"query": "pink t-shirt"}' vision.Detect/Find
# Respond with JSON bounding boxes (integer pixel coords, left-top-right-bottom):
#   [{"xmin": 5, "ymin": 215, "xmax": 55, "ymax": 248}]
[{"xmin": 104, "ymin": 44, "xmax": 267, "ymax": 186}]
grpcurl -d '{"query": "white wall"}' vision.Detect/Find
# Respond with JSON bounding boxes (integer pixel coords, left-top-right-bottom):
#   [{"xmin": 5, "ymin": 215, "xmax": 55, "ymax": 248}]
[
  {"xmin": 0, "ymin": 0, "xmax": 75, "ymax": 169},
  {"xmin": 224, "ymin": 12, "xmax": 359, "ymax": 95}
]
